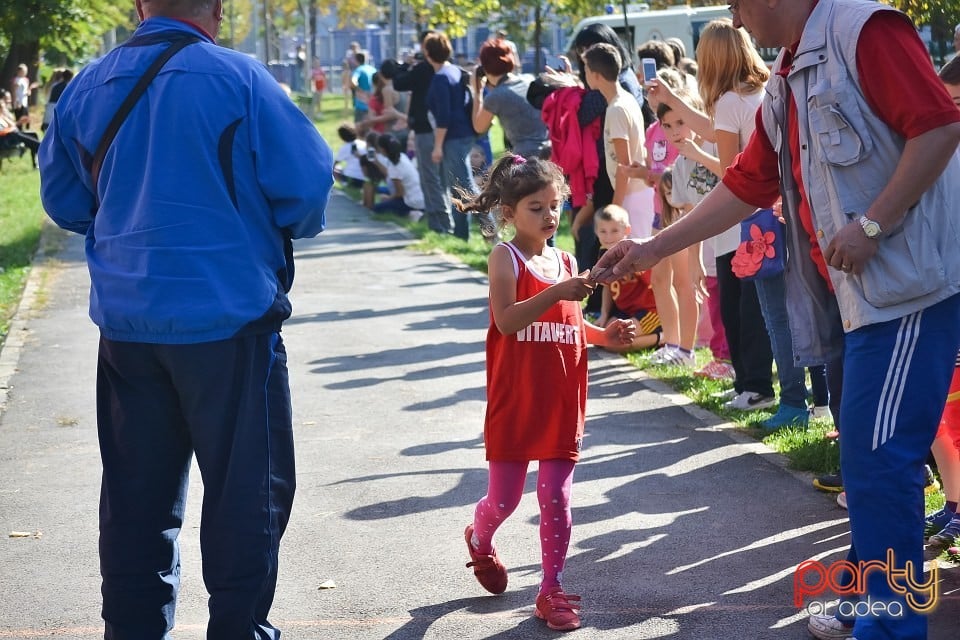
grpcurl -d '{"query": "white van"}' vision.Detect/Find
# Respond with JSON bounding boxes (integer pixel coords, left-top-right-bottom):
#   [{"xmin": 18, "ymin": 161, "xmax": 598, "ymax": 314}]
[{"xmin": 565, "ymin": 4, "xmax": 777, "ymax": 64}]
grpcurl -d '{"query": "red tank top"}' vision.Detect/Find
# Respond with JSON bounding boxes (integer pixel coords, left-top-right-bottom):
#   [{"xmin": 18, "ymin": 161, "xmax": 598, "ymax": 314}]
[{"xmin": 484, "ymin": 242, "xmax": 587, "ymax": 462}]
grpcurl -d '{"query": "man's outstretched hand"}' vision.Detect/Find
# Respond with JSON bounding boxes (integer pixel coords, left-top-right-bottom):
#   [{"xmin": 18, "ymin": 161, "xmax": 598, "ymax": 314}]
[{"xmin": 589, "ymin": 238, "xmax": 658, "ymax": 283}]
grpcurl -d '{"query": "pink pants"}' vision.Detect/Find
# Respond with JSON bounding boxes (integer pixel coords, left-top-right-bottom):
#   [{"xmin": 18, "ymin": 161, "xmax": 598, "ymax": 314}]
[
  {"xmin": 705, "ymin": 275, "xmax": 730, "ymax": 361},
  {"xmin": 471, "ymin": 459, "xmax": 575, "ymax": 594}
]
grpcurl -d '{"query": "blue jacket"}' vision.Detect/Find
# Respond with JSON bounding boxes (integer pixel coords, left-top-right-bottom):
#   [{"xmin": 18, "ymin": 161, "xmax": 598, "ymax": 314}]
[
  {"xmin": 39, "ymin": 18, "xmax": 333, "ymax": 344},
  {"xmin": 426, "ymin": 64, "xmax": 475, "ymax": 140}
]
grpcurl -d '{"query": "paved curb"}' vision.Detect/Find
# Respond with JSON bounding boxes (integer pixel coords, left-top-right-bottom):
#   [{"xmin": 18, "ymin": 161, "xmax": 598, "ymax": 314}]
[{"xmin": 0, "ymin": 221, "xmax": 59, "ymax": 417}]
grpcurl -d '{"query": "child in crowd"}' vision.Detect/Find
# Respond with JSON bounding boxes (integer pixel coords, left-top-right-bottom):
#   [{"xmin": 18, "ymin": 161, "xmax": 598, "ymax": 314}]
[
  {"xmin": 371, "ymin": 134, "xmax": 425, "ymax": 220},
  {"xmin": 654, "ymin": 95, "xmax": 720, "ymax": 368},
  {"xmin": 924, "ymin": 57, "xmax": 960, "ymax": 549},
  {"xmin": 594, "ymin": 205, "xmax": 663, "ymax": 353},
  {"xmin": 359, "ymin": 131, "xmax": 390, "ymax": 209},
  {"xmin": 457, "ymin": 154, "xmax": 634, "ymax": 632},
  {"xmin": 654, "ymin": 53, "xmax": 776, "ymax": 410},
  {"xmin": 332, "ymin": 124, "xmax": 367, "ymax": 189},
  {"xmin": 626, "ymin": 66, "xmax": 700, "ymax": 367},
  {"xmin": 581, "ymin": 43, "xmax": 654, "ymax": 239}
]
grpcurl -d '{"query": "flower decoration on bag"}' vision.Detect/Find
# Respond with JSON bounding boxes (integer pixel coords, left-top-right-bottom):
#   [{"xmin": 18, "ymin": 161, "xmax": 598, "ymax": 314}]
[{"xmin": 731, "ymin": 223, "xmax": 778, "ymax": 279}]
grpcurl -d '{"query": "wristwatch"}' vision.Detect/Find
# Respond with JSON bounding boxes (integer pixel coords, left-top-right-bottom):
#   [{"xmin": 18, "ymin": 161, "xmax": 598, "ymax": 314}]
[{"xmin": 856, "ymin": 215, "xmax": 882, "ymax": 239}]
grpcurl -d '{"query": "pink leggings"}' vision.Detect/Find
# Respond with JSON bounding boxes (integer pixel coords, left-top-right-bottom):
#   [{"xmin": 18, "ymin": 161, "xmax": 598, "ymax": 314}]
[{"xmin": 471, "ymin": 459, "xmax": 575, "ymax": 594}]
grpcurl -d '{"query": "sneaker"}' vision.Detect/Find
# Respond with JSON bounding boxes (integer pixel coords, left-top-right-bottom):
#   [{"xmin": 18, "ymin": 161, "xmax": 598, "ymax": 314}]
[
  {"xmin": 925, "ymin": 464, "xmax": 941, "ymax": 495},
  {"xmin": 813, "ymin": 473, "xmax": 843, "ymax": 493},
  {"xmin": 463, "ymin": 524, "xmax": 508, "ymax": 594},
  {"xmin": 694, "ymin": 359, "xmax": 735, "ymax": 381},
  {"xmin": 534, "ymin": 586, "xmax": 582, "ymax": 631},
  {"xmin": 656, "ymin": 347, "xmax": 695, "ymax": 368},
  {"xmin": 836, "ymin": 491, "xmax": 847, "ymax": 510},
  {"xmin": 646, "ymin": 345, "xmax": 673, "ymax": 364},
  {"xmin": 924, "ymin": 507, "xmax": 955, "ymax": 538},
  {"xmin": 761, "ymin": 404, "xmax": 810, "ymax": 429},
  {"xmin": 710, "ymin": 388, "xmax": 738, "ymax": 401},
  {"xmin": 807, "ymin": 613, "xmax": 854, "ymax": 640},
  {"xmin": 928, "ymin": 516, "xmax": 960, "ymax": 550},
  {"xmin": 810, "ymin": 405, "xmax": 833, "ymax": 421},
  {"xmin": 723, "ymin": 391, "xmax": 776, "ymax": 411},
  {"xmin": 408, "ymin": 209, "xmax": 424, "ymax": 223}
]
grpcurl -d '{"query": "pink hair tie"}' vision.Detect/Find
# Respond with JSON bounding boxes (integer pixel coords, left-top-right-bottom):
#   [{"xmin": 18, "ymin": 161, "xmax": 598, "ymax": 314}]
[{"xmin": 512, "ymin": 155, "xmax": 526, "ymax": 166}]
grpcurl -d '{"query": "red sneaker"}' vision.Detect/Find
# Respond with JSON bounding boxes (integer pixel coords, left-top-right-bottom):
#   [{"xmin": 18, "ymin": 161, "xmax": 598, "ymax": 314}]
[
  {"xmin": 463, "ymin": 524, "xmax": 507, "ymax": 594},
  {"xmin": 535, "ymin": 586, "xmax": 582, "ymax": 631}
]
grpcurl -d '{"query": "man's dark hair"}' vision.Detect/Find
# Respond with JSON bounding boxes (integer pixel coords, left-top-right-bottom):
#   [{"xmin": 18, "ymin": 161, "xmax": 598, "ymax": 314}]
[
  {"xmin": 636, "ymin": 40, "xmax": 675, "ymax": 70},
  {"xmin": 583, "ymin": 43, "xmax": 621, "ymax": 82},
  {"xmin": 423, "ymin": 32, "xmax": 452, "ymax": 63},
  {"xmin": 355, "ymin": 51, "xmax": 366, "ymax": 65},
  {"xmin": 380, "ymin": 59, "xmax": 400, "ymax": 79}
]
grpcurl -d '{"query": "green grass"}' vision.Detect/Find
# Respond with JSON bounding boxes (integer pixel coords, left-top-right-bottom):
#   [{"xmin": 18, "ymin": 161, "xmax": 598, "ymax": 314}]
[{"xmin": 0, "ymin": 160, "xmax": 44, "ymax": 345}]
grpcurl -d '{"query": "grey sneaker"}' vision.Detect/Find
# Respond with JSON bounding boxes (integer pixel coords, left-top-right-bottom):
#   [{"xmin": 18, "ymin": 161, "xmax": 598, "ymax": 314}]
[{"xmin": 807, "ymin": 614, "xmax": 854, "ymax": 640}]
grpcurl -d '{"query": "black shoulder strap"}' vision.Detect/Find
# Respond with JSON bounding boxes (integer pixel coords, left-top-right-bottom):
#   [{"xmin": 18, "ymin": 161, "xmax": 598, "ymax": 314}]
[{"xmin": 90, "ymin": 35, "xmax": 200, "ymax": 194}]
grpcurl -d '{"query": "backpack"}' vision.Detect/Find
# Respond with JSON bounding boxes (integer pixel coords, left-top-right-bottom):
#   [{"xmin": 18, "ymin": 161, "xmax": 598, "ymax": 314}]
[{"xmin": 457, "ymin": 67, "xmax": 479, "ymax": 135}]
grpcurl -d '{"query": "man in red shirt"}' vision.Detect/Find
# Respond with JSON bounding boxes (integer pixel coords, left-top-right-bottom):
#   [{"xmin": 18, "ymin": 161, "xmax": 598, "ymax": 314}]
[{"xmin": 593, "ymin": 2, "xmax": 960, "ymax": 639}]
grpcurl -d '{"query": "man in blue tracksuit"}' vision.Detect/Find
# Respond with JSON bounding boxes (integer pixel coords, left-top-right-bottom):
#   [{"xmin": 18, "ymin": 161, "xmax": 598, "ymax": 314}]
[
  {"xmin": 593, "ymin": 1, "xmax": 960, "ymax": 638},
  {"xmin": 38, "ymin": 1, "xmax": 333, "ymax": 638}
]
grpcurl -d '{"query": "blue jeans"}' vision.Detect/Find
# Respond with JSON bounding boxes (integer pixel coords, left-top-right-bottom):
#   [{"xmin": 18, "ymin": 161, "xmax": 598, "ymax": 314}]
[
  {"xmin": 441, "ymin": 135, "xmax": 478, "ymax": 240},
  {"xmin": 372, "ymin": 196, "xmax": 412, "ymax": 216},
  {"xmin": 97, "ymin": 333, "xmax": 294, "ymax": 640},
  {"xmin": 414, "ymin": 132, "xmax": 451, "ymax": 234},
  {"xmin": 755, "ymin": 272, "xmax": 807, "ymax": 408}
]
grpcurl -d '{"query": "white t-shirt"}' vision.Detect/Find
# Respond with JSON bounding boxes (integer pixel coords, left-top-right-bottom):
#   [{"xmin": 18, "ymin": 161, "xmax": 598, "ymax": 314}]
[
  {"xmin": 709, "ymin": 87, "xmax": 765, "ymax": 258},
  {"xmin": 13, "ymin": 76, "xmax": 29, "ymax": 109},
  {"xmin": 713, "ymin": 88, "xmax": 763, "ymax": 152},
  {"xmin": 670, "ymin": 139, "xmax": 738, "ymax": 257},
  {"xmin": 386, "ymin": 153, "xmax": 424, "ymax": 210},
  {"xmin": 603, "ymin": 89, "xmax": 646, "ymax": 194},
  {"xmin": 335, "ymin": 141, "xmax": 366, "ymax": 182}
]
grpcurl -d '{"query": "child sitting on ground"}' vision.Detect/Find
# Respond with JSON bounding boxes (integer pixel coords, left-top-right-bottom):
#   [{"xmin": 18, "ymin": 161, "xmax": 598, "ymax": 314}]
[
  {"xmin": 593, "ymin": 204, "xmax": 663, "ymax": 354},
  {"xmin": 332, "ymin": 124, "xmax": 367, "ymax": 189}
]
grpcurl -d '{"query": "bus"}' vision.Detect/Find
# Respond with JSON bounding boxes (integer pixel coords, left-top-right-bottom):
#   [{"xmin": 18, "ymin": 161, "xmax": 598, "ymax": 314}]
[{"xmin": 565, "ymin": 4, "xmax": 779, "ymax": 65}]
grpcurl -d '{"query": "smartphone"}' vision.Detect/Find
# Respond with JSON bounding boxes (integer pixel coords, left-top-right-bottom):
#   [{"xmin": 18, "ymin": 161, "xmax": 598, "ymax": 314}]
[
  {"xmin": 366, "ymin": 149, "xmax": 376, "ymax": 161},
  {"xmin": 641, "ymin": 58, "xmax": 657, "ymax": 83}
]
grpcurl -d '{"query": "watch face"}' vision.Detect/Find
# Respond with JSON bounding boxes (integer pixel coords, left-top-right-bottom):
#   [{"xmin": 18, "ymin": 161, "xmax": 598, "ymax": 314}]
[{"xmin": 860, "ymin": 217, "xmax": 881, "ymax": 238}]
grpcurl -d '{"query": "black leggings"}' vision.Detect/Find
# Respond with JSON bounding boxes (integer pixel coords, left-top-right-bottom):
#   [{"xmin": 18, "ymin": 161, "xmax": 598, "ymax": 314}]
[{"xmin": 715, "ymin": 251, "xmax": 774, "ymax": 397}]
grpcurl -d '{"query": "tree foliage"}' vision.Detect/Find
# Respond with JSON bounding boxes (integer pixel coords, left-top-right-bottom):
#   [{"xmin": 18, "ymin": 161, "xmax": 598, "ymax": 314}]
[{"xmin": 0, "ymin": 0, "xmax": 130, "ymax": 85}]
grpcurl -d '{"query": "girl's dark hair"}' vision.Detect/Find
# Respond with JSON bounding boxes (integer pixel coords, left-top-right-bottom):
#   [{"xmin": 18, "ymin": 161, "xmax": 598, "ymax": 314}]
[
  {"xmin": 573, "ymin": 23, "xmax": 633, "ymax": 84},
  {"xmin": 337, "ymin": 124, "xmax": 357, "ymax": 142},
  {"xmin": 378, "ymin": 134, "xmax": 403, "ymax": 164},
  {"xmin": 458, "ymin": 154, "xmax": 569, "ymax": 230}
]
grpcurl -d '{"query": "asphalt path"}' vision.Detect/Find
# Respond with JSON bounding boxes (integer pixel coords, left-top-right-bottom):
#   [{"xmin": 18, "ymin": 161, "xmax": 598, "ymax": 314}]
[{"xmin": 1, "ymin": 191, "xmax": 957, "ymax": 639}]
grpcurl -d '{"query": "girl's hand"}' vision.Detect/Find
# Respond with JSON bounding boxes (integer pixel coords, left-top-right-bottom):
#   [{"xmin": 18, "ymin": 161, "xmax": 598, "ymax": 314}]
[
  {"xmin": 605, "ymin": 318, "xmax": 636, "ymax": 345},
  {"xmin": 617, "ymin": 161, "xmax": 647, "ymax": 181},
  {"xmin": 555, "ymin": 271, "xmax": 596, "ymax": 302},
  {"xmin": 646, "ymin": 79, "xmax": 679, "ymax": 107},
  {"xmin": 773, "ymin": 198, "xmax": 785, "ymax": 224},
  {"xmin": 674, "ymin": 136, "xmax": 702, "ymax": 160},
  {"xmin": 689, "ymin": 260, "xmax": 707, "ymax": 304},
  {"xmin": 570, "ymin": 201, "xmax": 594, "ymax": 242}
]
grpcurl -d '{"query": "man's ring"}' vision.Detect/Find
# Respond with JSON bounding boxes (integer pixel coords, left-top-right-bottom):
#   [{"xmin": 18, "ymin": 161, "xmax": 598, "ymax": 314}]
[{"xmin": 841, "ymin": 263, "xmax": 852, "ymax": 272}]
